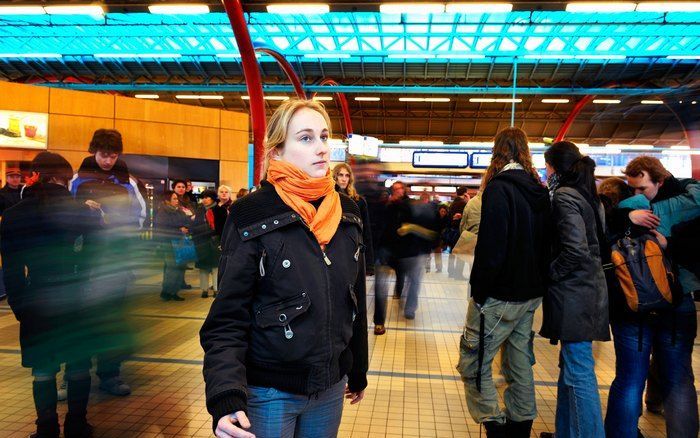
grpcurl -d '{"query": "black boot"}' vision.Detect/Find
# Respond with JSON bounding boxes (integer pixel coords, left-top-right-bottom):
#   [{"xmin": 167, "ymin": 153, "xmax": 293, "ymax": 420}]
[
  {"xmin": 64, "ymin": 375, "xmax": 93, "ymax": 437},
  {"xmin": 31, "ymin": 380, "xmax": 59, "ymax": 438},
  {"xmin": 484, "ymin": 421, "xmax": 509, "ymax": 438},
  {"xmin": 507, "ymin": 419, "xmax": 533, "ymax": 438},
  {"xmin": 64, "ymin": 414, "xmax": 94, "ymax": 438}
]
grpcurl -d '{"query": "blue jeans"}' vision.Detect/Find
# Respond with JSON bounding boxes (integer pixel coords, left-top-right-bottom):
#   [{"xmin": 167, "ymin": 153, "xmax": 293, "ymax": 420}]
[
  {"xmin": 247, "ymin": 376, "xmax": 347, "ymax": 438},
  {"xmin": 605, "ymin": 296, "xmax": 698, "ymax": 438},
  {"xmin": 374, "ymin": 251, "xmax": 426, "ymax": 324},
  {"xmin": 555, "ymin": 341, "xmax": 605, "ymax": 438}
]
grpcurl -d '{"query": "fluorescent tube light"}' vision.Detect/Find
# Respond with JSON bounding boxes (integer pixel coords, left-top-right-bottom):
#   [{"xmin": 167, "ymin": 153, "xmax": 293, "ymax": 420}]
[
  {"xmin": 0, "ymin": 6, "xmax": 46, "ymax": 15},
  {"xmin": 399, "ymin": 97, "xmax": 450, "ymax": 102},
  {"xmin": 410, "ymin": 186, "xmax": 433, "ymax": 192},
  {"xmin": 176, "ymin": 95, "xmax": 224, "ymax": 100},
  {"xmin": 388, "ymin": 54, "xmax": 435, "ymax": 59},
  {"xmin": 446, "ymin": 3, "xmax": 513, "ymax": 13},
  {"xmin": 266, "ymin": 3, "xmax": 329, "ymax": 14},
  {"xmin": 667, "ymin": 55, "xmax": 700, "ymax": 59},
  {"xmin": 495, "ymin": 98, "xmax": 522, "ymax": 103},
  {"xmin": 607, "ymin": 144, "xmax": 655, "ymax": 149},
  {"xmin": 95, "ymin": 53, "xmax": 182, "ymax": 59},
  {"xmin": 641, "ymin": 100, "xmax": 664, "ymax": 104},
  {"xmin": 566, "ymin": 2, "xmax": 636, "ymax": 12},
  {"xmin": 312, "ymin": 96, "xmax": 333, "ymax": 101},
  {"xmin": 434, "ymin": 186, "xmax": 457, "ymax": 193},
  {"xmin": 542, "ymin": 98, "xmax": 570, "ymax": 103},
  {"xmin": 44, "ymin": 5, "xmax": 104, "ymax": 15},
  {"xmin": 0, "ymin": 53, "xmax": 62, "ymax": 58},
  {"xmin": 435, "ymin": 54, "xmax": 486, "ymax": 59},
  {"xmin": 355, "ymin": 97, "xmax": 380, "ymax": 102},
  {"xmin": 592, "ymin": 99, "xmax": 621, "ymax": 104},
  {"xmin": 134, "ymin": 94, "xmax": 160, "ymax": 99},
  {"xmin": 636, "ymin": 2, "xmax": 700, "ymax": 12},
  {"xmin": 304, "ymin": 53, "xmax": 351, "ymax": 59},
  {"xmin": 671, "ymin": 145, "xmax": 690, "ymax": 150},
  {"xmin": 399, "ymin": 140, "xmax": 444, "ymax": 145},
  {"xmin": 380, "ymin": 3, "xmax": 445, "ymax": 13},
  {"xmin": 470, "ymin": 98, "xmax": 496, "ymax": 103},
  {"xmin": 148, "ymin": 4, "xmax": 210, "ymax": 14},
  {"xmin": 241, "ymin": 96, "xmax": 289, "ymax": 101}
]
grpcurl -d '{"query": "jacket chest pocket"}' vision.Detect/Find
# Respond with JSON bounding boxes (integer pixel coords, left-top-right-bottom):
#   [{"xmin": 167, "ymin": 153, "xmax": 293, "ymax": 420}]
[{"xmin": 254, "ymin": 293, "xmax": 311, "ymax": 340}]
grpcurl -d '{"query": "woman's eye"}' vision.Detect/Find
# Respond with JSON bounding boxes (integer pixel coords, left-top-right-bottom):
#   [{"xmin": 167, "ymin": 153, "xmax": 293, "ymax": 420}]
[
  {"xmin": 321, "ymin": 135, "xmax": 329, "ymax": 142},
  {"xmin": 299, "ymin": 135, "xmax": 311, "ymax": 142}
]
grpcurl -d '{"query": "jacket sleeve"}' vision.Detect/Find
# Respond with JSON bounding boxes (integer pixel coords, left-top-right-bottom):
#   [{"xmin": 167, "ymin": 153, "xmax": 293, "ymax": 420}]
[
  {"xmin": 549, "ymin": 192, "xmax": 589, "ymax": 282},
  {"xmin": 199, "ymin": 221, "xmax": 259, "ymax": 430},
  {"xmin": 469, "ymin": 184, "xmax": 510, "ymax": 300},
  {"xmin": 347, "ymin": 251, "xmax": 368, "ymax": 393}
]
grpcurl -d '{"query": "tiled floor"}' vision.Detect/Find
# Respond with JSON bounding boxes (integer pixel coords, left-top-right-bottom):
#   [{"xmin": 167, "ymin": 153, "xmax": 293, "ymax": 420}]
[{"xmin": 0, "ymin": 255, "xmax": 696, "ymax": 437}]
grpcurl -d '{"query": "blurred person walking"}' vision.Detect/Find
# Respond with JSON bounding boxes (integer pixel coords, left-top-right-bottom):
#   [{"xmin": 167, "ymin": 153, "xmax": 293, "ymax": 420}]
[
  {"xmin": 458, "ymin": 128, "xmax": 550, "ymax": 438},
  {"xmin": 1, "ymin": 152, "xmax": 100, "ymax": 438},
  {"xmin": 540, "ymin": 141, "xmax": 610, "ymax": 438},
  {"xmin": 201, "ymin": 99, "xmax": 367, "ymax": 438},
  {"xmin": 447, "ymin": 186, "xmax": 470, "ymax": 280}
]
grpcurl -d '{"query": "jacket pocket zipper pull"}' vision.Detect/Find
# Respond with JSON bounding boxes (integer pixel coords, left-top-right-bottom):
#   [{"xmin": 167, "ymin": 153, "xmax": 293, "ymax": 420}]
[
  {"xmin": 354, "ymin": 246, "xmax": 361, "ymax": 262},
  {"xmin": 259, "ymin": 249, "xmax": 266, "ymax": 277},
  {"xmin": 322, "ymin": 251, "xmax": 332, "ymax": 266},
  {"xmin": 284, "ymin": 323, "xmax": 293, "ymax": 339}
]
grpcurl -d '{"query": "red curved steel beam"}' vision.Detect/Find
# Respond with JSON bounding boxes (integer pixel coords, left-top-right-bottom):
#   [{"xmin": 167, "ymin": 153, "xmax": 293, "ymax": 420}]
[
  {"xmin": 554, "ymin": 95, "xmax": 594, "ymax": 142},
  {"xmin": 312, "ymin": 78, "xmax": 353, "ymax": 136},
  {"xmin": 222, "ymin": 0, "xmax": 266, "ymax": 185},
  {"xmin": 254, "ymin": 46, "xmax": 306, "ymax": 100}
]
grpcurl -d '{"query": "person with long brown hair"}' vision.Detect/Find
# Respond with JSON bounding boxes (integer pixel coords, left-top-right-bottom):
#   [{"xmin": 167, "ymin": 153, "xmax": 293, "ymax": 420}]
[
  {"xmin": 332, "ymin": 162, "xmax": 374, "ymax": 275},
  {"xmin": 200, "ymin": 99, "xmax": 367, "ymax": 438},
  {"xmin": 457, "ymin": 127, "xmax": 551, "ymax": 438}
]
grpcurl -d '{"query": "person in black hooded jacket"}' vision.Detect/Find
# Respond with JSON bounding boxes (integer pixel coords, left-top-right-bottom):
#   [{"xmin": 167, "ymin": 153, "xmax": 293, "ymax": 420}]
[
  {"xmin": 457, "ymin": 128, "xmax": 551, "ymax": 438},
  {"xmin": 1, "ymin": 152, "xmax": 101, "ymax": 438}
]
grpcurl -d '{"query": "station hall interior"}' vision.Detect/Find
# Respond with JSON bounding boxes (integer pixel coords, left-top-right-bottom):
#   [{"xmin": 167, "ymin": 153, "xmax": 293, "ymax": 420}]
[{"xmin": 0, "ymin": 1, "xmax": 699, "ymax": 437}]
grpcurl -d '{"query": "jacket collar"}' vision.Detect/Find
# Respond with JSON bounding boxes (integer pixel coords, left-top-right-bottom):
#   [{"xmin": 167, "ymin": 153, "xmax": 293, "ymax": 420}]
[{"xmin": 77, "ymin": 155, "xmax": 130, "ymax": 184}]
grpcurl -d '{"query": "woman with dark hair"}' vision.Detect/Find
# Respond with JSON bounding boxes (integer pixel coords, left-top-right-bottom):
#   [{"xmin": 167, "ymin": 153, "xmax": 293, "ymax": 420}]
[
  {"xmin": 156, "ymin": 190, "xmax": 190, "ymax": 301},
  {"xmin": 540, "ymin": 141, "xmax": 610, "ymax": 438},
  {"xmin": 332, "ymin": 162, "xmax": 374, "ymax": 273},
  {"xmin": 193, "ymin": 189, "xmax": 220, "ymax": 298},
  {"xmin": 458, "ymin": 127, "xmax": 551, "ymax": 438},
  {"xmin": 1, "ymin": 152, "xmax": 99, "ymax": 438}
]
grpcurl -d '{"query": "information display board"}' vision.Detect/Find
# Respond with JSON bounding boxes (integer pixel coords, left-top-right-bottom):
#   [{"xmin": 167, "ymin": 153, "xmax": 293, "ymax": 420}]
[
  {"xmin": 412, "ymin": 151, "xmax": 469, "ymax": 168},
  {"xmin": 470, "ymin": 152, "xmax": 492, "ymax": 169}
]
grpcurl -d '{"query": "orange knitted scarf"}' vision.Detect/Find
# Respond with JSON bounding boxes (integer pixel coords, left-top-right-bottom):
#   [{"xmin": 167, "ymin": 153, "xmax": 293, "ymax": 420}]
[{"xmin": 267, "ymin": 160, "xmax": 341, "ymax": 247}]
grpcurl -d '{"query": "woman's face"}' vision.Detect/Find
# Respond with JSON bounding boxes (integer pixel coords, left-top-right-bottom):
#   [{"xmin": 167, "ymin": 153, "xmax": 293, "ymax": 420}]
[
  {"xmin": 335, "ymin": 167, "xmax": 351, "ymax": 190},
  {"xmin": 218, "ymin": 188, "xmax": 230, "ymax": 202},
  {"xmin": 202, "ymin": 196, "xmax": 215, "ymax": 207},
  {"xmin": 168, "ymin": 193, "xmax": 179, "ymax": 206},
  {"xmin": 174, "ymin": 182, "xmax": 186, "ymax": 195},
  {"xmin": 275, "ymin": 108, "xmax": 330, "ymax": 178},
  {"xmin": 439, "ymin": 207, "xmax": 447, "ymax": 218}
]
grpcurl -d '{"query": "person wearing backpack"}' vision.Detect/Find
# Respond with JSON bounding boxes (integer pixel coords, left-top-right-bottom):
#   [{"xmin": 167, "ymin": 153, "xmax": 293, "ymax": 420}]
[
  {"xmin": 539, "ymin": 141, "xmax": 610, "ymax": 438},
  {"xmin": 604, "ymin": 156, "xmax": 699, "ymax": 438}
]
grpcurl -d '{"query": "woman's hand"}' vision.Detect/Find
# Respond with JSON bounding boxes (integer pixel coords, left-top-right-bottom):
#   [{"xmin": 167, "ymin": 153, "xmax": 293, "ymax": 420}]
[
  {"xmin": 215, "ymin": 411, "xmax": 255, "ymax": 438},
  {"xmin": 180, "ymin": 227, "xmax": 189, "ymax": 234},
  {"xmin": 629, "ymin": 209, "xmax": 660, "ymax": 229},
  {"xmin": 344, "ymin": 387, "xmax": 365, "ymax": 405}
]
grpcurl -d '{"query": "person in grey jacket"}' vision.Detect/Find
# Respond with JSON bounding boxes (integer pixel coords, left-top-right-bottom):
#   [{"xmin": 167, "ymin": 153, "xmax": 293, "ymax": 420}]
[{"xmin": 540, "ymin": 141, "xmax": 610, "ymax": 438}]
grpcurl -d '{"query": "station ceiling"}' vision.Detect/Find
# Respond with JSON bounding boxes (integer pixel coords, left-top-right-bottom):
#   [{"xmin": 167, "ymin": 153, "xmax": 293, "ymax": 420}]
[{"xmin": 0, "ymin": 1, "xmax": 698, "ymax": 145}]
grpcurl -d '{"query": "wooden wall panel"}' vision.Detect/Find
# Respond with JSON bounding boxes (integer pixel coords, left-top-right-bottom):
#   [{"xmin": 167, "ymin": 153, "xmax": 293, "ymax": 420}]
[
  {"xmin": 0, "ymin": 81, "xmax": 50, "ymax": 113},
  {"xmin": 115, "ymin": 119, "xmax": 220, "ymax": 159},
  {"xmin": 0, "ymin": 148, "xmax": 40, "ymax": 163},
  {"xmin": 115, "ymin": 97, "xmax": 220, "ymax": 128},
  {"xmin": 48, "ymin": 114, "xmax": 114, "ymax": 152},
  {"xmin": 220, "ymin": 110, "xmax": 249, "ymax": 131},
  {"xmin": 49, "ymin": 88, "xmax": 114, "ymax": 118},
  {"xmin": 219, "ymin": 160, "xmax": 248, "ymax": 191},
  {"xmin": 220, "ymin": 130, "xmax": 249, "ymax": 161}
]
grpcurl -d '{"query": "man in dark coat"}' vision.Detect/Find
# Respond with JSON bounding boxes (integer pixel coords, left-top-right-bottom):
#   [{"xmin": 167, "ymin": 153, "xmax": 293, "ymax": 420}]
[
  {"xmin": 1, "ymin": 152, "xmax": 99, "ymax": 438},
  {"xmin": 0, "ymin": 167, "xmax": 23, "ymax": 215}
]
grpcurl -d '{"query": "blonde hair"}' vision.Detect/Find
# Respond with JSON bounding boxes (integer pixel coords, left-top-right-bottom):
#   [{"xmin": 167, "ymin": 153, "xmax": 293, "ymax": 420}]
[
  {"xmin": 332, "ymin": 162, "xmax": 359, "ymax": 201},
  {"xmin": 217, "ymin": 184, "xmax": 232, "ymax": 195},
  {"xmin": 263, "ymin": 99, "xmax": 333, "ymax": 177}
]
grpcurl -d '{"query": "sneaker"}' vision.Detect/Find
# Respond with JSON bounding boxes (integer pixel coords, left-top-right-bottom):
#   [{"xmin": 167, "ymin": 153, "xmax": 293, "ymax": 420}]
[
  {"xmin": 373, "ymin": 325, "xmax": 386, "ymax": 335},
  {"xmin": 171, "ymin": 294, "xmax": 185, "ymax": 301},
  {"xmin": 201, "ymin": 290, "xmax": 208, "ymax": 298},
  {"xmin": 99, "ymin": 377, "xmax": 131, "ymax": 396},
  {"xmin": 57, "ymin": 379, "xmax": 67, "ymax": 402}
]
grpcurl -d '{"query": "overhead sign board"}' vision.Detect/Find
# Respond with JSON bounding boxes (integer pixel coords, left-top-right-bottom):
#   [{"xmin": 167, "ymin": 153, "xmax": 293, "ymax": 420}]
[
  {"xmin": 412, "ymin": 151, "xmax": 470, "ymax": 168},
  {"xmin": 470, "ymin": 152, "xmax": 492, "ymax": 169}
]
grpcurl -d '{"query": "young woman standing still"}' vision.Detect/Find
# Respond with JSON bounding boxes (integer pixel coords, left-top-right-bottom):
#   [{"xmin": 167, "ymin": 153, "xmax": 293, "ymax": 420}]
[{"xmin": 200, "ymin": 99, "xmax": 368, "ymax": 438}]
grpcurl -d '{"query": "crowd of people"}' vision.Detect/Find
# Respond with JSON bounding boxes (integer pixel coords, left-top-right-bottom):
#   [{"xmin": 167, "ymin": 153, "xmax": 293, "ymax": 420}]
[{"xmin": 0, "ymin": 98, "xmax": 698, "ymax": 438}]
